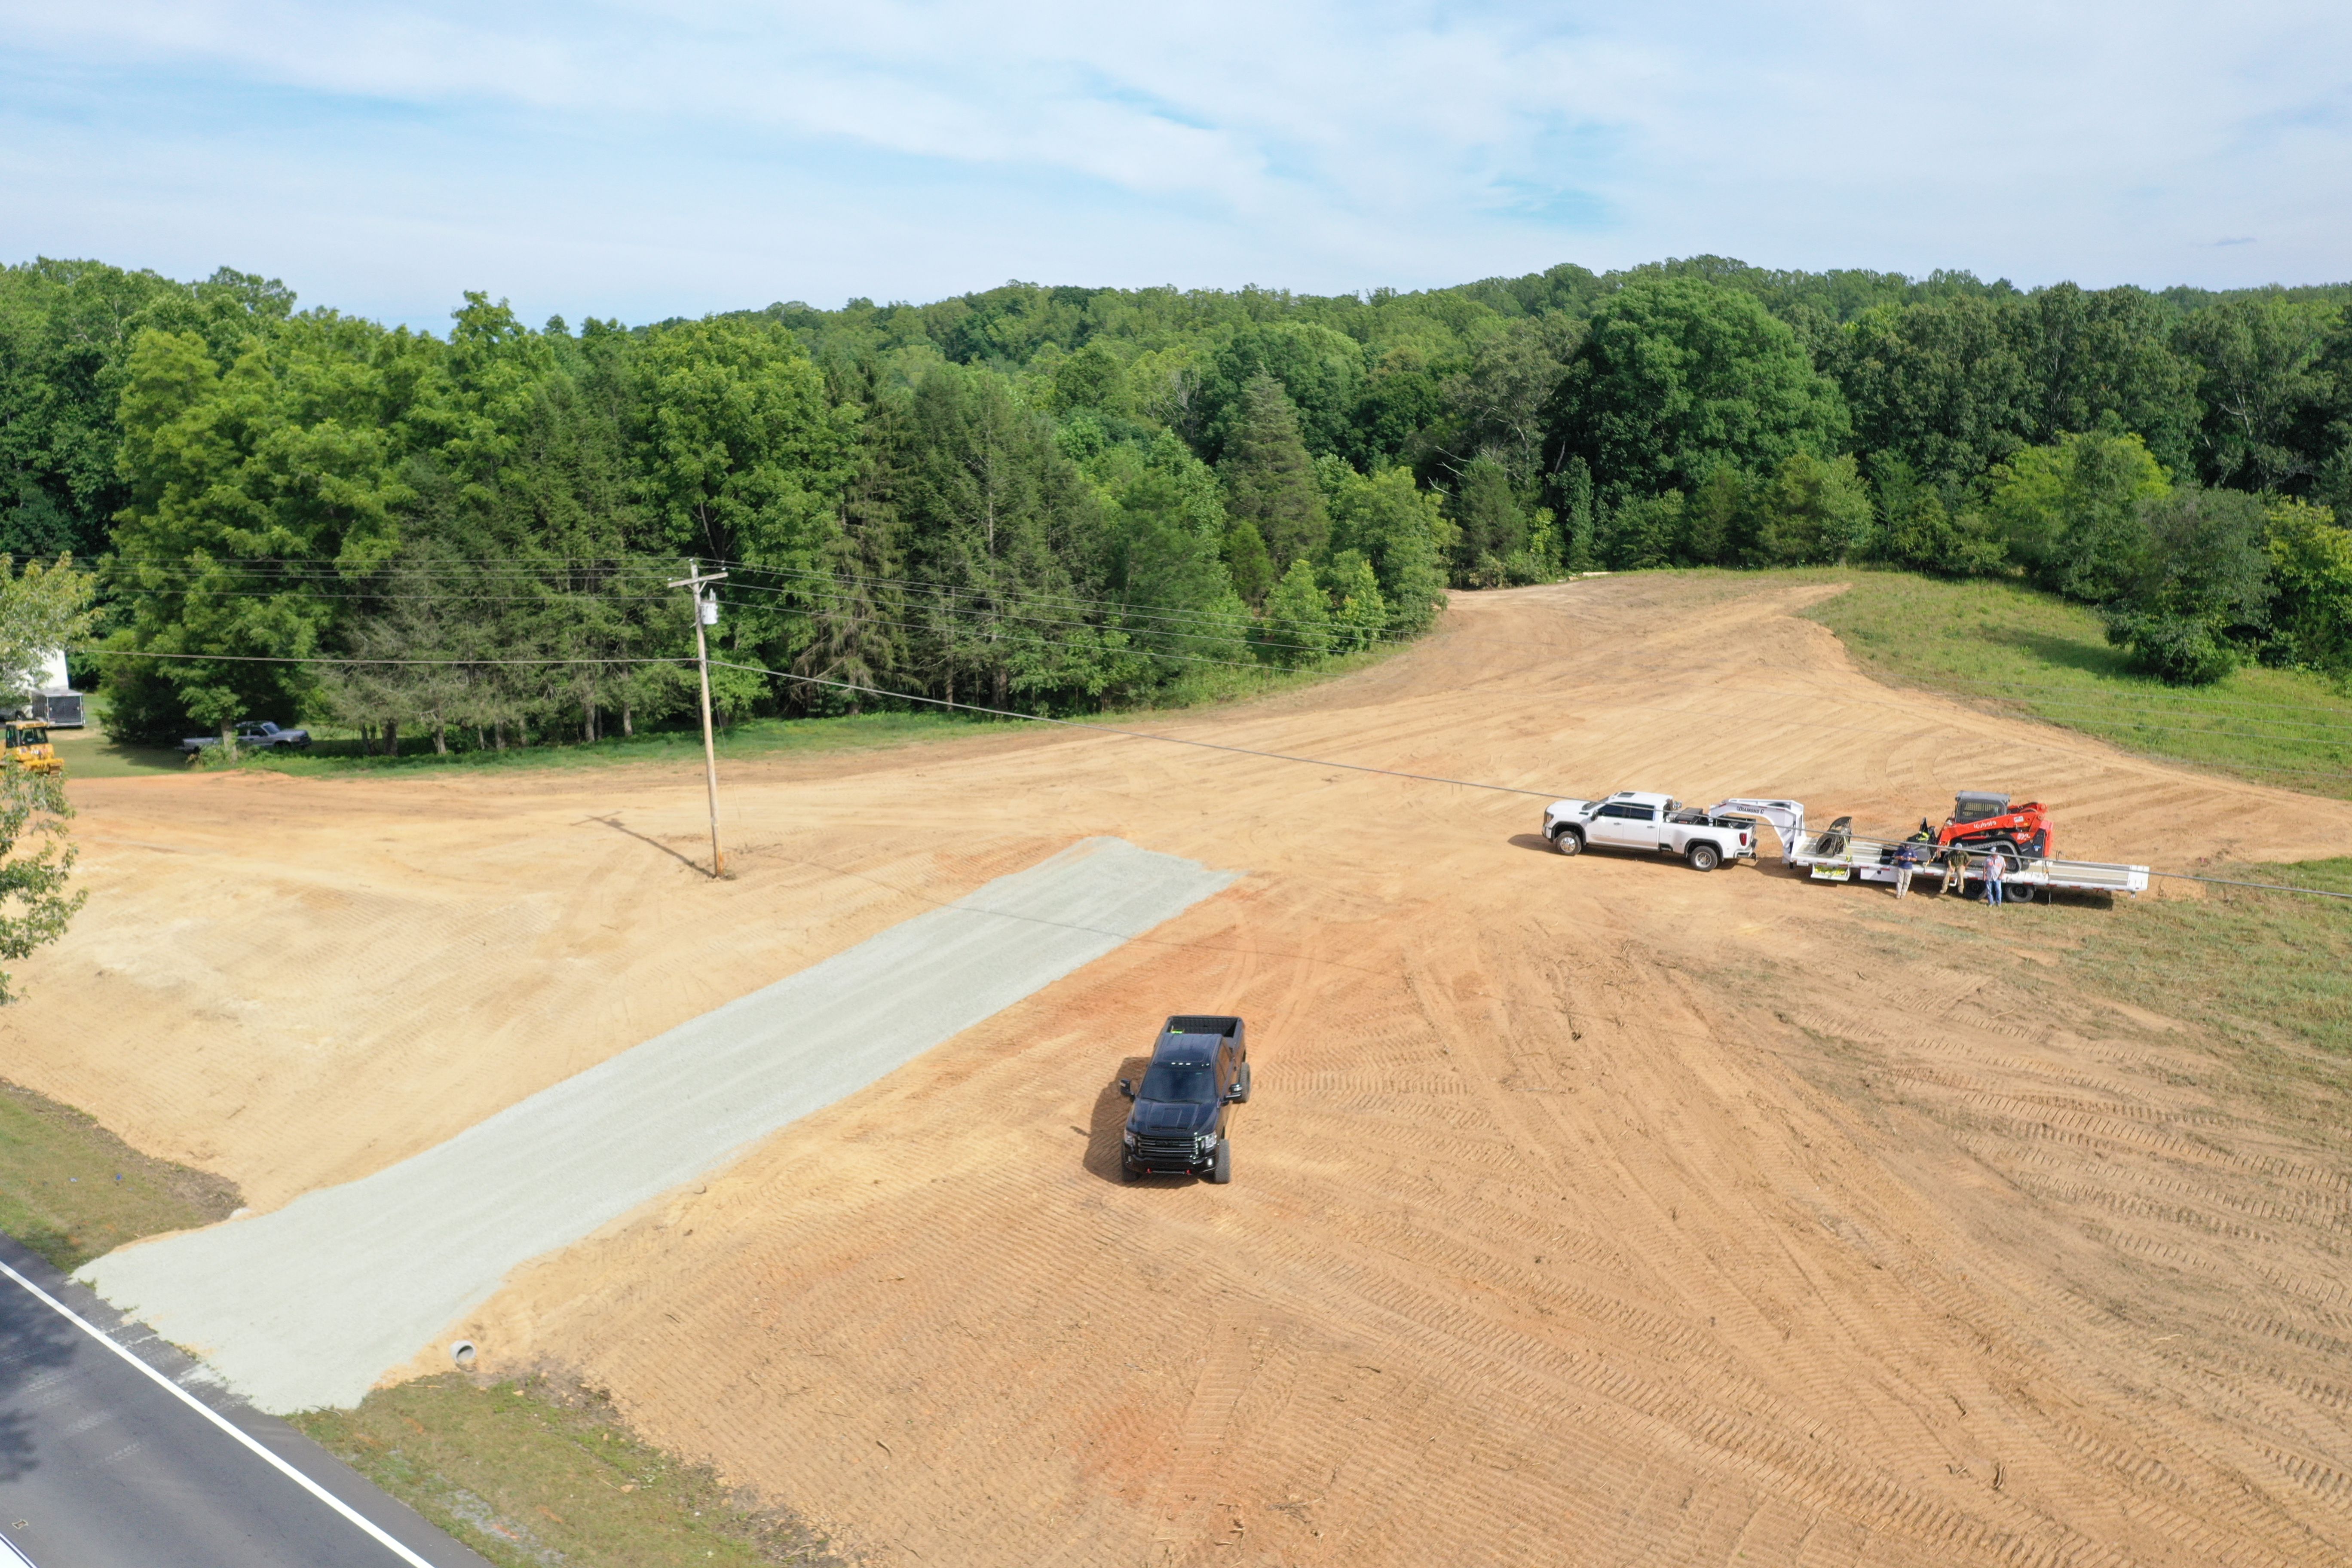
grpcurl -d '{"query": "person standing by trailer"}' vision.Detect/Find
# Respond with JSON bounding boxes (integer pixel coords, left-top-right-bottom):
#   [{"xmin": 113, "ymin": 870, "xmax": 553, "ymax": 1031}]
[
  {"xmin": 1892, "ymin": 838, "xmax": 1923, "ymax": 900},
  {"xmin": 1982, "ymin": 851, "xmax": 2006, "ymax": 907}
]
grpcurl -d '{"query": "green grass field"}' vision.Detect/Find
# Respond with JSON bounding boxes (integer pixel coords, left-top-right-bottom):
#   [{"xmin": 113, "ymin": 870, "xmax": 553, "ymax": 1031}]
[
  {"xmin": 2060, "ymin": 856, "xmax": 2352, "ymax": 1061},
  {"xmin": 1804, "ymin": 571, "xmax": 2352, "ymax": 800},
  {"xmin": 45, "ymin": 721, "xmax": 185, "ymax": 778},
  {"xmin": 0, "ymin": 1078, "xmax": 242, "ymax": 1269},
  {"xmin": 292, "ymin": 1375, "xmax": 842, "ymax": 1568}
]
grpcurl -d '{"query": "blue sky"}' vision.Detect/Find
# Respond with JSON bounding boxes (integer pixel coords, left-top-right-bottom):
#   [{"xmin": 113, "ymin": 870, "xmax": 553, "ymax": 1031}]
[{"xmin": 3, "ymin": 1, "xmax": 2349, "ymax": 329}]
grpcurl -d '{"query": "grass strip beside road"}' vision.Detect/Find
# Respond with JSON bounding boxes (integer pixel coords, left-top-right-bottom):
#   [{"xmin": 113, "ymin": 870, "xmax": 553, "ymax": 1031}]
[
  {"xmin": 293, "ymin": 1374, "xmax": 845, "ymax": 1568},
  {"xmin": 0, "ymin": 1078, "xmax": 242, "ymax": 1270},
  {"xmin": 1804, "ymin": 571, "xmax": 2352, "ymax": 800}
]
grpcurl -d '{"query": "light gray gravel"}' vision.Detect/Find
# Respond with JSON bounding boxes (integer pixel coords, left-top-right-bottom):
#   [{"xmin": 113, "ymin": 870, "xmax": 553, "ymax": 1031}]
[{"xmin": 81, "ymin": 836, "xmax": 1235, "ymax": 1414}]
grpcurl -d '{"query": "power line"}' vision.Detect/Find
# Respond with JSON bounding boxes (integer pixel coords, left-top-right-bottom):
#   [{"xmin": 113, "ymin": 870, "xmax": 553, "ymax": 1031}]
[
  {"xmin": 75, "ymin": 561, "xmax": 2352, "ymax": 769},
  {"xmin": 704, "ymin": 655, "xmax": 1569, "ymax": 800},
  {"xmin": 705, "ymin": 655, "xmax": 2352, "ymax": 905},
  {"xmin": 63, "ymin": 645, "xmax": 2351, "ymax": 903},
  {"xmin": 714, "ymin": 558, "xmax": 1412, "ymax": 651},
  {"xmin": 105, "ymin": 556, "xmax": 2352, "ymax": 725},
  {"xmin": 96, "ymin": 557, "xmax": 2352, "ymax": 707},
  {"xmin": 78, "ymin": 649, "xmax": 688, "ymax": 668},
  {"xmin": 110, "ymin": 554, "xmax": 1411, "ymax": 655},
  {"xmin": 77, "ymin": 626, "xmax": 2352, "ymax": 773}
]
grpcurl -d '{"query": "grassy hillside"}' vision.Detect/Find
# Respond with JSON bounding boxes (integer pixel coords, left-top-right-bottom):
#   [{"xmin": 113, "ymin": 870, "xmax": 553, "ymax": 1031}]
[
  {"xmin": 2061, "ymin": 857, "xmax": 2352, "ymax": 1063},
  {"xmin": 1805, "ymin": 572, "xmax": 2352, "ymax": 800},
  {"xmin": 0, "ymin": 1078, "xmax": 241, "ymax": 1269}
]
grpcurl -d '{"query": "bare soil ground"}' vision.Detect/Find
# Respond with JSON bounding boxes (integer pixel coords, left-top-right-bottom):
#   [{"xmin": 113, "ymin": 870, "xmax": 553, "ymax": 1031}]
[{"xmin": 14, "ymin": 575, "xmax": 2352, "ymax": 1567}]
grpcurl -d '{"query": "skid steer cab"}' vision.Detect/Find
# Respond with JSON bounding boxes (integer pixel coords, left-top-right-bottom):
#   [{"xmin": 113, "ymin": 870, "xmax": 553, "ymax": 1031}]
[
  {"xmin": 1936, "ymin": 791, "xmax": 2052, "ymax": 865},
  {"xmin": 1118, "ymin": 1015, "xmax": 1249, "ymax": 1184},
  {"xmin": 1, "ymin": 720, "xmax": 61, "ymax": 776}
]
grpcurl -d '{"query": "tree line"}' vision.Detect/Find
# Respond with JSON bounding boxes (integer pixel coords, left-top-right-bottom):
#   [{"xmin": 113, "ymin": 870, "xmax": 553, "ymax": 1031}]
[{"xmin": 4, "ymin": 253, "xmax": 2352, "ymax": 756}]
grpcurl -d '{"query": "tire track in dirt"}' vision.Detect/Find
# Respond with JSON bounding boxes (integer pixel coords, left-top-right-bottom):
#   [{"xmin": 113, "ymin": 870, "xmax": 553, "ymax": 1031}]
[{"xmin": 33, "ymin": 573, "xmax": 2352, "ymax": 1565}]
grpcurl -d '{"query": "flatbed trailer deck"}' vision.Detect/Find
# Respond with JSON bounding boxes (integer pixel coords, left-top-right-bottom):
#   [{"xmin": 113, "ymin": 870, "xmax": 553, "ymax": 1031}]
[
  {"xmin": 1700, "ymin": 798, "xmax": 2150, "ymax": 898},
  {"xmin": 1787, "ymin": 829, "xmax": 2150, "ymax": 897}
]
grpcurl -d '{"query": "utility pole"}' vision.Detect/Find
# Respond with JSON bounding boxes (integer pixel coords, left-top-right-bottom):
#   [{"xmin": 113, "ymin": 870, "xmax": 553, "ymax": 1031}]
[{"xmin": 668, "ymin": 560, "xmax": 729, "ymax": 878}]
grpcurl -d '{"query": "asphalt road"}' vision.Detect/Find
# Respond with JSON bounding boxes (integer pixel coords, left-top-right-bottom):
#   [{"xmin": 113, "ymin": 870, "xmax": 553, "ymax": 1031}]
[{"xmin": 0, "ymin": 1236, "xmax": 489, "ymax": 1568}]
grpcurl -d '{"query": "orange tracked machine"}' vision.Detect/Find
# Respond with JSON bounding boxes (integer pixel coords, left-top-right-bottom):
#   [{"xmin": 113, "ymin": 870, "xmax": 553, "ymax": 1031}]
[{"xmin": 1936, "ymin": 790, "xmax": 2052, "ymax": 865}]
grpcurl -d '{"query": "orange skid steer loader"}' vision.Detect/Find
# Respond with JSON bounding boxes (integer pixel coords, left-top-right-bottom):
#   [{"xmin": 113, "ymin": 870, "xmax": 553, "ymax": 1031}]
[{"xmin": 1936, "ymin": 791, "xmax": 2052, "ymax": 867}]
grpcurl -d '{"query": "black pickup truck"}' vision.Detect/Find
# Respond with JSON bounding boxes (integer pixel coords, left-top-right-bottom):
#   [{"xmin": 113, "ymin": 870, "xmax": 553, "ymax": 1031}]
[{"xmin": 1118, "ymin": 1014, "xmax": 1250, "ymax": 1183}]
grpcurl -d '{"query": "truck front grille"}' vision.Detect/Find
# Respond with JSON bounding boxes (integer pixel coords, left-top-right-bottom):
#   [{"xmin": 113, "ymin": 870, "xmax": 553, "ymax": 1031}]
[{"xmin": 1136, "ymin": 1135, "xmax": 1197, "ymax": 1166}]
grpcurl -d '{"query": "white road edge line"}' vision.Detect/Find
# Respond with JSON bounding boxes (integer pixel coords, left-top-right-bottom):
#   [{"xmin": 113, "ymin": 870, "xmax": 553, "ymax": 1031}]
[
  {"xmin": 0, "ymin": 1257, "xmax": 438, "ymax": 1568},
  {"xmin": 0, "ymin": 1527, "xmax": 36, "ymax": 1566}
]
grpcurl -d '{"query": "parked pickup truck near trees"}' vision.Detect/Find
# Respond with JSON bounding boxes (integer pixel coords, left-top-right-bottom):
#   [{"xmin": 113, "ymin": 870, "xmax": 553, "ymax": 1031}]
[
  {"xmin": 1119, "ymin": 1015, "xmax": 1250, "ymax": 1183},
  {"xmin": 1544, "ymin": 790, "xmax": 1759, "ymax": 871},
  {"xmin": 180, "ymin": 720, "xmax": 312, "ymax": 755}
]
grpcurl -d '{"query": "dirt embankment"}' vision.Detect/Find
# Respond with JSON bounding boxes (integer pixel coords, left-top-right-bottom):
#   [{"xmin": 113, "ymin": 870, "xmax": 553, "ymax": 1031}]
[{"xmin": 15, "ymin": 575, "xmax": 2352, "ymax": 1566}]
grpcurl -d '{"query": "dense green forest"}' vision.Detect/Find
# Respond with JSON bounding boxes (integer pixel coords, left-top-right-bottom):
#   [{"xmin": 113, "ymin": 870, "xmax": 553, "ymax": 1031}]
[{"xmin": 4, "ymin": 253, "xmax": 2351, "ymax": 748}]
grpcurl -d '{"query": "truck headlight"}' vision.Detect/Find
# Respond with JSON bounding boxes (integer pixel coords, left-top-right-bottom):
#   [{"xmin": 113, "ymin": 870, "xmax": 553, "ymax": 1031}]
[
  {"xmin": 1197, "ymin": 1130, "xmax": 1219, "ymax": 1150},
  {"xmin": 1122, "ymin": 1130, "xmax": 1138, "ymax": 1148}
]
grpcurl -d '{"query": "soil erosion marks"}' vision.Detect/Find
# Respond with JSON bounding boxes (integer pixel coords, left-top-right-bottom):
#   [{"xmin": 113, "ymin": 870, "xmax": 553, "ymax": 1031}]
[{"xmin": 15, "ymin": 574, "xmax": 2352, "ymax": 1566}]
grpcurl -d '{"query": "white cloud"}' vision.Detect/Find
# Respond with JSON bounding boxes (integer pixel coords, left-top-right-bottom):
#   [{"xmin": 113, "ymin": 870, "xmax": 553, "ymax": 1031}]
[{"xmin": 1, "ymin": 1, "xmax": 2347, "ymax": 325}]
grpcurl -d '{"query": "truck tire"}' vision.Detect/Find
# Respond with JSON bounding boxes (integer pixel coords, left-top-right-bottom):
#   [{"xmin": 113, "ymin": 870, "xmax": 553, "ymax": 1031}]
[
  {"xmin": 1210, "ymin": 1141, "xmax": 1233, "ymax": 1184},
  {"xmin": 1687, "ymin": 842, "xmax": 1721, "ymax": 873},
  {"xmin": 1551, "ymin": 828, "xmax": 1583, "ymax": 856},
  {"xmin": 1234, "ymin": 1062, "xmax": 1252, "ymax": 1104},
  {"xmin": 1121, "ymin": 1158, "xmax": 1139, "ymax": 1182}
]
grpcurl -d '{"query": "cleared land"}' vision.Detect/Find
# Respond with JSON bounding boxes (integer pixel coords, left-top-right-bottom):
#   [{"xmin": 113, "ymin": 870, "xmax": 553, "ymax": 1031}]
[
  {"xmin": 83, "ymin": 837, "xmax": 1234, "ymax": 1412},
  {"xmin": 11, "ymin": 574, "xmax": 2352, "ymax": 1567}
]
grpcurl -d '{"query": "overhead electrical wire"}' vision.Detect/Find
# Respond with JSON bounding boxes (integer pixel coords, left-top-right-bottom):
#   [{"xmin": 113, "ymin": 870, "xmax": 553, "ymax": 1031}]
[
  {"xmin": 77, "ymin": 560, "xmax": 2352, "ymax": 783},
  {"xmin": 76, "ymin": 594, "xmax": 2352, "ymax": 764},
  {"xmin": 71, "ymin": 643, "xmax": 2352, "ymax": 903},
  {"xmin": 106, "ymin": 554, "xmax": 1415, "ymax": 655},
  {"xmin": 102, "ymin": 555, "xmax": 2352, "ymax": 731}
]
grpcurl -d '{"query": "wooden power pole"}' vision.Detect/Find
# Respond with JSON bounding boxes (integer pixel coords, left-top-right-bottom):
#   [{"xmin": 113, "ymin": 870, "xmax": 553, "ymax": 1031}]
[{"xmin": 668, "ymin": 560, "xmax": 730, "ymax": 878}]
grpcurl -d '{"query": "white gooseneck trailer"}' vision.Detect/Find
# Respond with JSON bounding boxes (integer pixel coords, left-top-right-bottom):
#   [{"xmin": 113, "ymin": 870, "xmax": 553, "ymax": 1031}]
[{"xmin": 1709, "ymin": 798, "xmax": 2150, "ymax": 898}]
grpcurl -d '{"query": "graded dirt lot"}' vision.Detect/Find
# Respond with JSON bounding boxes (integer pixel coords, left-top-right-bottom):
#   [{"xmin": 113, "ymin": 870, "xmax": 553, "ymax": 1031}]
[{"xmin": 15, "ymin": 575, "xmax": 2352, "ymax": 1566}]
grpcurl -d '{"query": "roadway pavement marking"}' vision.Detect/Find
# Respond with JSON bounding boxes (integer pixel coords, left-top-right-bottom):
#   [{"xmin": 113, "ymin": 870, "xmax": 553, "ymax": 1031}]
[{"xmin": 0, "ymin": 1259, "xmax": 437, "ymax": 1568}]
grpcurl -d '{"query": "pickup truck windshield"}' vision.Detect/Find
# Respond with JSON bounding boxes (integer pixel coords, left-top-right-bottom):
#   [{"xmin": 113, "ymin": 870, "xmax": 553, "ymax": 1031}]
[{"xmin": 1139, "ymin": 1064, "xmax": 1215, "ymax": 1103}]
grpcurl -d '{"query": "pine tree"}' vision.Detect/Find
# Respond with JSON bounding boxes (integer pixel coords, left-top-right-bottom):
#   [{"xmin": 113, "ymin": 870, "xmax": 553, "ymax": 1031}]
[
  {"xmin": 1221, "ymin": 375, "xmax": 1328, "ymax": 570},
  {"xmin": 1448, "ymin": 456, "xmax": 1523, "ymax": 586},
  {"xmin": 798, "ymin": 398, "xmax": 909, "ymax": 710}
]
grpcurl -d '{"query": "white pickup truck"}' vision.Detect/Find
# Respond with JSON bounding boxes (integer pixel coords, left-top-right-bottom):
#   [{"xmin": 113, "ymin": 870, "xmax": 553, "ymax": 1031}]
[{"xmin": 1542, "ymin": 791, "xmax": 1762, "ymax": 872}]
